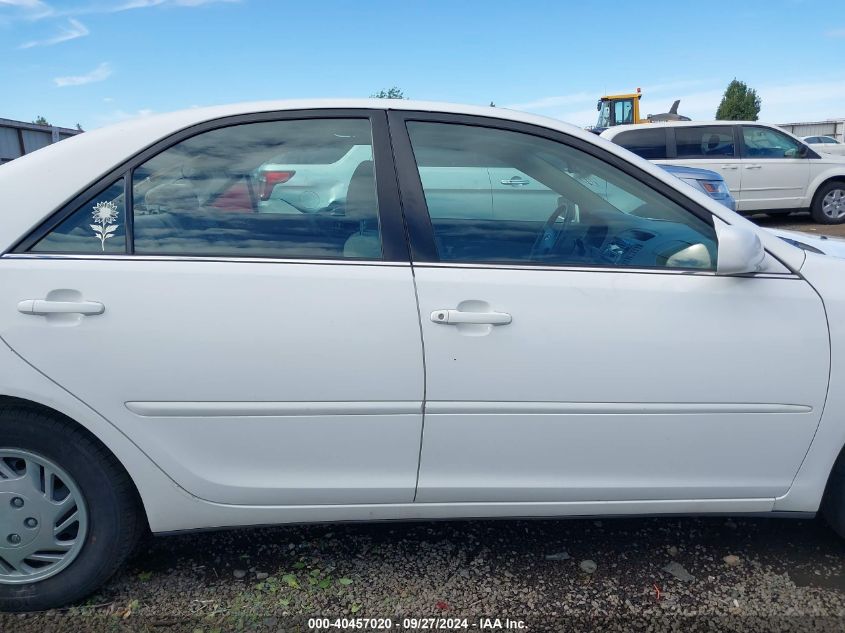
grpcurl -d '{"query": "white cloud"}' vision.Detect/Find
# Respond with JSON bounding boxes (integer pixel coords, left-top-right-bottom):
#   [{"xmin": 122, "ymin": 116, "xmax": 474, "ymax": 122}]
[
  {"xmin": 757, "ymin": 80, "xmax": 845, "ymax": 122},
  {"xmin": 94, "ymin": 108, "xmax": 154, "ymax": 126},
  {"xmin": 0, "ymin": 0, "xmax": 52, "ymax": 20},
  {"xmin": 53, "ymin": 61, "xmax": 112, "ymax": 87},
  {"xmin": 19, "ymin": 17, "xmax": 88, "ymax": 47},
  {"xmin": 110, "ymin": 0, "xmax": 240, "ymax": 10},
  {"xmin": 504, "ymin": 92, "xmax": 595, "ymax": 112},
  {"xmin": 1, "ymin": 0, "xmax": 238, "ymax": 21},
  {"xmin": 826, "ymin": 28, "xmax": 845, "ymax": 38}
]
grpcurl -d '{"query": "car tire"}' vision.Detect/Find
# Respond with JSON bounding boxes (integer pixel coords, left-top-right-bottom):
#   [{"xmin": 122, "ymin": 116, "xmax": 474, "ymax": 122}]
[
  {"xmin": 811, "ymin": 181, "xmax": 845, "ymax": 224},
  {"xmin": 822, "ymin": 450, "xmax": 845, "ymax": 539},
  {"xmin": 0, "ymin": 404, "xmax": 145, "ymax": 612}
]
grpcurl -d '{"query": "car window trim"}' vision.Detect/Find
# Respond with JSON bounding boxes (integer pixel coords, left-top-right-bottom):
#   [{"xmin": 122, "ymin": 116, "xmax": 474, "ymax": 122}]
[
  {"xmin": 387, "ymin": 110, "xmax": 720, "ymax": 265},
  {"xmin": 10, "ymin": 109, "xmax": 410, "ymax": 263}
]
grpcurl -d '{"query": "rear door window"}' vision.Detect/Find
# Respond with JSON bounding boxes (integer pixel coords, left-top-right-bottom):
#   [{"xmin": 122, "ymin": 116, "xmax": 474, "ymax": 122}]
[
  {"xmin": 131, "ymin": 118, "xmax": 382, "ymax": 259},
  {"xmin": 675, "ymin": 126, "xmax": 736, "ymax": 159},
  {"xmin": 612, "ymin": 128, "xmax": 669, "ymax": 159},
  {"xmin": 30, "ymin": 179, "xmax": 127, "ymax": 254}
]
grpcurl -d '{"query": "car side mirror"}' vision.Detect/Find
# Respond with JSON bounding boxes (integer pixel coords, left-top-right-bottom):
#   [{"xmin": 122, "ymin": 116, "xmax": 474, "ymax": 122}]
[{"xmin": 714, "ymin": 219, "xmax": 766, "ymax": 275}]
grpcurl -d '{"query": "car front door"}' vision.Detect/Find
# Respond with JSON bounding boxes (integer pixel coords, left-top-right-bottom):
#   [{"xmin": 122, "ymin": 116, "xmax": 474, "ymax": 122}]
[
  {"xmin": 0, "ymin": 111, "xmax": 425, "ymax": 506},
  {"xmin": 389, "ymin": 112, "xmax": 829, "ymax": 506},
  {"xmin": 738, "ymin": 125, "xmax": 810, "ymax": 211}
]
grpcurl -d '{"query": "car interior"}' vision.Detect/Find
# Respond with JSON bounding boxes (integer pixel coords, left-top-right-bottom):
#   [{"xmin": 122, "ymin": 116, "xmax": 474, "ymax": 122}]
[{"xmin": 408, "ymin": 123, "xmax": 718, "ymax": 269}]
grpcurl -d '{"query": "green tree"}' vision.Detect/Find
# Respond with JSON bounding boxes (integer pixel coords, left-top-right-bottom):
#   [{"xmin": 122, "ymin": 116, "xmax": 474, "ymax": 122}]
[
  {"xmin": 715, "ymin": 79, "xmax": 761, "ymax": 121},
  {"xmin": 489, "ymin": 101, "xmax": 496, "ymax": 107},
  {"xmin": 32, "ymin": 115, "xmax": 50, "ymax": 125},
  {"xmin": 370, "ymin": 87, "xmax": 405, "ymax": 99}
]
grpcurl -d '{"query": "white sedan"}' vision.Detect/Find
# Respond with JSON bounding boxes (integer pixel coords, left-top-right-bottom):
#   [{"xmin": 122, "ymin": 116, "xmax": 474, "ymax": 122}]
[
  {"xmin": 803, "ymin": 135, "xmax": 845, "ymax": 157},
  {"xmin": 2, "ymin": 99, "xmax": 845, "ymax": 611}
]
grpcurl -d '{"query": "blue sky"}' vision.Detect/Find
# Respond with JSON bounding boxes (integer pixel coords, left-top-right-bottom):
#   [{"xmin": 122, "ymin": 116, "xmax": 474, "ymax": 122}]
[{"xmin": 1, "ymin": 0, "xmax": 843, "ymax": 130}]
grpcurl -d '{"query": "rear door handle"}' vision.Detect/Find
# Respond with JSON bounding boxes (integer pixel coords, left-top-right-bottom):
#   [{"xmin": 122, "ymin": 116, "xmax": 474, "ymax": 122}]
[
  {"xmin": 500, "ymin": 177, "xmax": 530, "ymax": 186},
  {"xmin": 430, "ymin": 309, "xmax": 512, "ymax": 325},
  {"xmin": 744, "ymin": 164, "xmax": 762, "ymax": 169},
  {"xmin": 720, "ymin": 165, "xmax": 739, "ymax": 170},
  {"xmin": 18, "ymin": 299, "xmax": 105, "ymax": 316}
]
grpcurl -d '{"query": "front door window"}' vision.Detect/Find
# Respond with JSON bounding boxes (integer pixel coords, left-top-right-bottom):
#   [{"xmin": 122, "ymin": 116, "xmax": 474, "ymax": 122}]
[
  {"xmin": 742, "ymin": 126, "xmax": 804, "ymax": 158},
  {"xmin": 405, "ymin": 121, "xmax": 717, "ymax": 270}
]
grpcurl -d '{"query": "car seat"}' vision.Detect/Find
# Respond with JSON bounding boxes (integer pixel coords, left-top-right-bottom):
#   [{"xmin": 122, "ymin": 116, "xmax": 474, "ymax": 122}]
[
  {"xmin": 342, "ymin": 161, "xmax": 382, "ymax": 259},
  {"xmin": 705, "ymin": 134, "xmax": 720, "ymax": 155}
]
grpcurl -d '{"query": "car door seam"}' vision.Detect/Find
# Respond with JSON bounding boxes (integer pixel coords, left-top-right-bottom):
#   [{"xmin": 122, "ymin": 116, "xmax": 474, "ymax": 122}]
[
  {"xmin": 384, "ymin": 109, "xmax": 428, "ymax": 502},
  {"xmin": 776, "ymin": 273, "xmax": 834, "ymax": 499}
]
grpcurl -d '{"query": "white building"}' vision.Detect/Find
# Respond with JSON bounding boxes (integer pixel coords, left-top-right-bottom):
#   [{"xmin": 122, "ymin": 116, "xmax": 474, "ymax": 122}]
[{"xmin": 778, "ymin": 119, "xmax": 845, "ymax": 143}]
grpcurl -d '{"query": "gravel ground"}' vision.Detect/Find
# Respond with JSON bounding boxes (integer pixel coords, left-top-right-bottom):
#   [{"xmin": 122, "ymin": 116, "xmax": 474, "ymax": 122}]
[
  {"xmin": 4, "ymin": 212, "xmax": 845, "ymax": 633},
  {"xmin": 3, "ymin": 516, "xmax": 845, "ymax": 632}
]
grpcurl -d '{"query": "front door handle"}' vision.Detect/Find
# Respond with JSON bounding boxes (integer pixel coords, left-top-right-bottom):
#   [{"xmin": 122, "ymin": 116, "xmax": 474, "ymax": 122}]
[
  {"xmin": 500, "ymin": 177, "xmax": 530, "ymax": 186},
  {"xmin": 430, "ymin": 309, "xmax": 512, "ymax": 325},
  {"xmin": 720, "ymin": 165, "xmax": 739, "ymax": 170},
  {"xmin": 18, "ymin": 299, "xmax": 105, "ymax": 316}
]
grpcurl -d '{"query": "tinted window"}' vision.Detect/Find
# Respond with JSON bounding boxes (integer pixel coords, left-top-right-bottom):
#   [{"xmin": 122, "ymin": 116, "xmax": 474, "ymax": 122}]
[
  {"xmin": 132, "ymin": 119, "xmax": 382, "ymax": 259},
  {"xmin": 742, "ymin": 126, "xmax": 803, "ymax": 158},
  {"xmin": 31, "ymin": 179, "xmax": 127, "ymax": 253},
  {"xmin": 613, "ymin": 128, "xmax": 668, "ymax": 159},
  {"xmin": 406, "ymin": 122, "xmax": 717, "ymax": 270},
  {"xmin": 675, "ymin": 126, "xmax": 736, "ymax": 158}
]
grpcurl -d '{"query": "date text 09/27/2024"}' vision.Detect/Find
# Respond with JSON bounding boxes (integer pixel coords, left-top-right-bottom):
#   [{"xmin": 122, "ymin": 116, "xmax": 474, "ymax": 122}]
[{"xmin": 307, "ymin": 617, "xmax": 528, "ymax": 630}]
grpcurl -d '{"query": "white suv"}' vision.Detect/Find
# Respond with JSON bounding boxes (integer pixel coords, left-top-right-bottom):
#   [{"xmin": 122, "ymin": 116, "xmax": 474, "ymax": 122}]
[{"xmin": 601, "ymin": 121, "xmax": 845, "ymax": 224}]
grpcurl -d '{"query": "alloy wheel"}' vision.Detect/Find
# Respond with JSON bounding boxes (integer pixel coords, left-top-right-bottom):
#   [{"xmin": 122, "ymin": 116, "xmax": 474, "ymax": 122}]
[{"xmin": 822, "ymin": 188, "xmax": 845, "ymax": 220}]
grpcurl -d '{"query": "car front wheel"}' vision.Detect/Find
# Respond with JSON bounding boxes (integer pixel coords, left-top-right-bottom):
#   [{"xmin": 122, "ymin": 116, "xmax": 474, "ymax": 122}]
[
  {"xmin": 811, "ymin": 181, "xmax": 845, "ymax": 224},
  {"xmin": 0, "ymin": 405, "xmax": 144, "ymax": 612}
]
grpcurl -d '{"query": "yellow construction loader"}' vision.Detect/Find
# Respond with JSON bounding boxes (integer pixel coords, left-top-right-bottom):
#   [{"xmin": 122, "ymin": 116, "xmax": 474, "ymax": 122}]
[{"xmin": 591, "ymin": 88, "xmax": 689, "ymax": 133}]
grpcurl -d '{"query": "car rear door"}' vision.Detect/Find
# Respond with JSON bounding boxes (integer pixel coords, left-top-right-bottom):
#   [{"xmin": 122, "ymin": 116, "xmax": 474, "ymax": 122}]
[
  {"xmin": 389, "ymin": 111, "xmax": 829, "ymax": 507},
  {"xmin": 667, "ymin": 125, "xmax": 744, "ymax": 203},
  {"xmin": 0, "ymin": 110, "xmax": 425, "ymax": 506}
]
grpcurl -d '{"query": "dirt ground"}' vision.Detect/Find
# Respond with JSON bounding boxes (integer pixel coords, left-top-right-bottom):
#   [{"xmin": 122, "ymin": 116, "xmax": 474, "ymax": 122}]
[{"xmin": 752, "ymin": 210, "xmax": 845, "ymax": 238}]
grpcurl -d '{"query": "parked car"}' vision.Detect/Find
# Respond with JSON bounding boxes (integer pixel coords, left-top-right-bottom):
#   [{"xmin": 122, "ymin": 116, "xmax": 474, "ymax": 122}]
[
  {"xmin": 802, "ymin": 135, "xmax": 845, "ymax": 157},
  {"xmin": 768, "ymin": 228, "xmax": 845, "ymax": 257},
  {"xmin": 803, "ymin": 135, "xmax": 841, "ymax": 145},
  {"xmin": 258, "ymin": 149, "xmax": 736, "ymax": 218},
  {"xmin": 650, "ymin": 164, "xmax": 845, "ymax": 257},
  {"xmin": 660, "ymin": 164, "xmax": 736, "ymax": 211},
  {"xmin": 601, "ymin": 121, "xmax": 845, "ymax": 224},
  {"xmin": 3, "ymin": 100, "xmax": 845, "ymax": 611}
]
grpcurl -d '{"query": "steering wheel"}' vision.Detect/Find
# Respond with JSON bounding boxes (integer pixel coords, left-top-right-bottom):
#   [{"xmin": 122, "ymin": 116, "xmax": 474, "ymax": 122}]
[{"xmin": 529, "ymin": 202, "xmax": 576, "ymax": 261}]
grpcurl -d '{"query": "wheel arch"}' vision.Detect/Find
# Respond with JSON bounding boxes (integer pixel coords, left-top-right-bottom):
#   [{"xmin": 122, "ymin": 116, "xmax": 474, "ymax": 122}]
[
  {"xmin": 809, "ymin": 175, "xmax": 845, "ymax": 208},
  {"xmin": 0, "ymin": 394, "xmax": 150, "ymax": 533}
]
